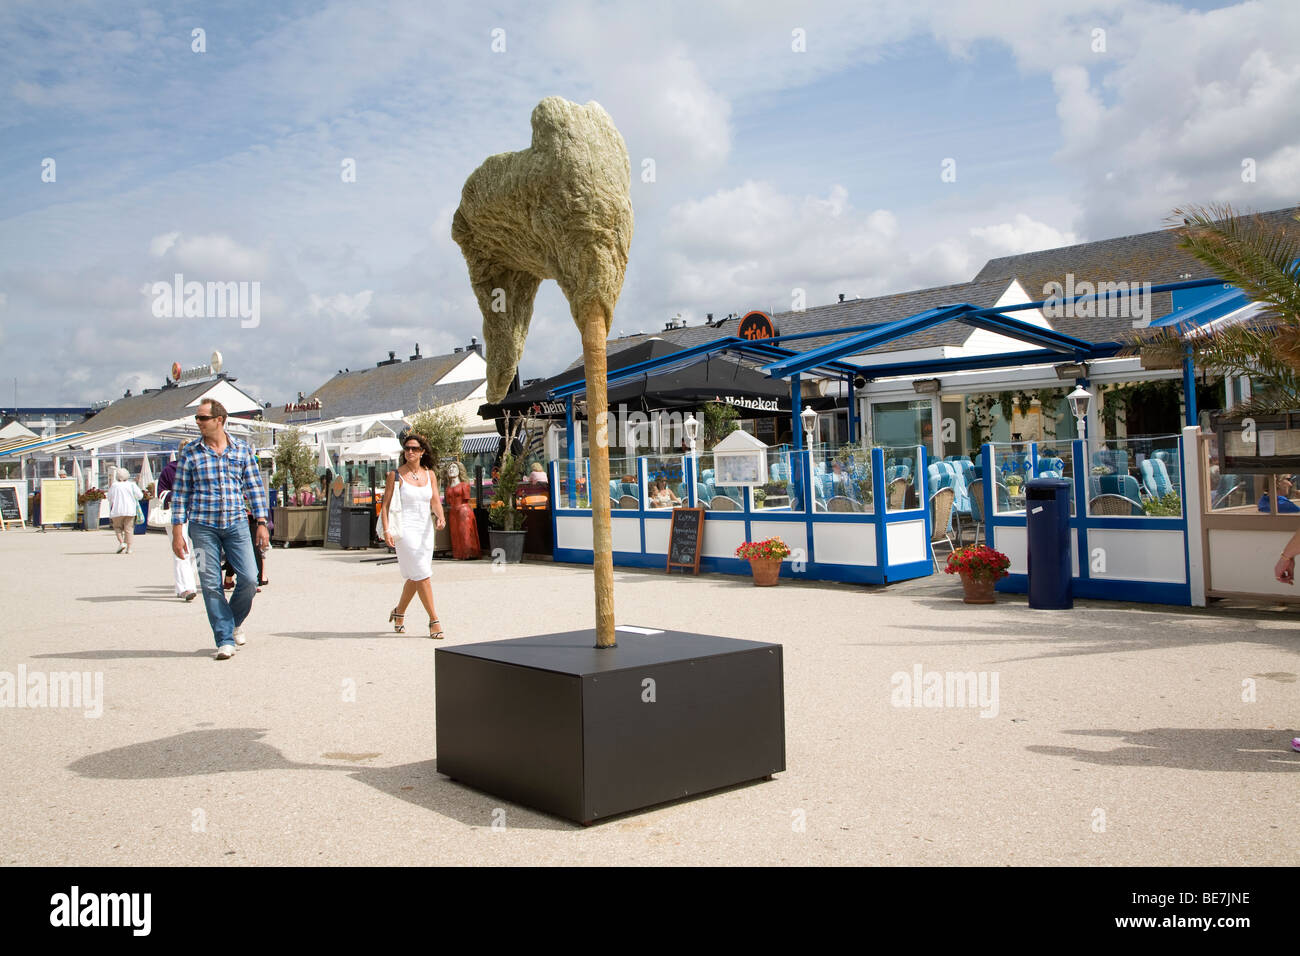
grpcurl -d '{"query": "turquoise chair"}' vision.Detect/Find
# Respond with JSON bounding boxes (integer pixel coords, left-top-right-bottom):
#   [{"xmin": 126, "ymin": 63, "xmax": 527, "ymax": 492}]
[{"xmin": 1139, "ymin": 459, "xmax": 1174, "ymax": 498}]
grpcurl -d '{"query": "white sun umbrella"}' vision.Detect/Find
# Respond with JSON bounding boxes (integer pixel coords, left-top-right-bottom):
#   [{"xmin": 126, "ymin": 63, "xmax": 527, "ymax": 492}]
[
  {"xmin": 138, "ymin": 452, "xmax": 154, "ymax": 491},
  {"xmin": 341, "ymin": 437, "xmax": 401, "ymax": 462},
  {"xmin": 317, "ymin": 437, "xmax": 334, "ymax": 471},
  {"xmin": 72, "ymin": 458, "xmax": 85, "ymax": 495}
]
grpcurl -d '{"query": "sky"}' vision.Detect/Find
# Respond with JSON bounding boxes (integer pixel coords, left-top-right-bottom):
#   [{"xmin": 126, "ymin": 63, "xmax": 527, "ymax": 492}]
[{"xmin": 1, "ymin": 0, "xmax": 1297, "ymax": 409}]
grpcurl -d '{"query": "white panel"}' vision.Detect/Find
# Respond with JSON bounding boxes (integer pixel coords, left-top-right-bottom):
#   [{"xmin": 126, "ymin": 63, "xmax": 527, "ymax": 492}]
[
  {"xmin": 1181, "ymin": 427, "xmax": 1206, "ymax": 606},
  {"xmin": 994, "ymin": 527, "xmax": 1081, "ymax": 576},
  {"xmin": 749, "ymin": 521, "xmax": 807, "ymax": 560},
  {"xmin": 644, "ymin": 518, "xmax": 671, "ymax": 554},
  {"xmin": 885, "ymin": 519, "xmax": 927, "ymax": 564},
  {"xmin": 812, "ymin": 521, "xmax": 877, "ymax": 566},
  {"xmin": 556, "ymin": 516, "xmax": 592, "ymax": 551},
  {"xmin": 1087, "ymin": 528, "xmax": 1186, "ymax": 583},
  {"xmin": 996, "ymin": 526, "xmax": 1029, "ymax": 574},
  {"xmin": 701, "ymin": 518, "xmax": 747, "ymax": 558},
  {"xmin": 1209, "ymin": 530, "xmax": 1298, "ymax": 597},
  {"xmin": 611, "ymin": 516, "xmax": 641, "ymax": 552}
]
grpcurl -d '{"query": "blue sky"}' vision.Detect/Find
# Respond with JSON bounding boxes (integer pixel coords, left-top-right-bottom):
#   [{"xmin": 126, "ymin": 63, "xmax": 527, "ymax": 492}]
[{"xmin": 1, "ymin": 0, "xmax": 1297, "ymax": 407}]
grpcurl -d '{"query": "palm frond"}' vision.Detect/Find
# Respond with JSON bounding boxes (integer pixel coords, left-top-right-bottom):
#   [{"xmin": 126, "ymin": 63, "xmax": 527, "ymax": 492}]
[{"xmin": 1170, "ymin": 203, "xmax": 1300, "ymax": 322}]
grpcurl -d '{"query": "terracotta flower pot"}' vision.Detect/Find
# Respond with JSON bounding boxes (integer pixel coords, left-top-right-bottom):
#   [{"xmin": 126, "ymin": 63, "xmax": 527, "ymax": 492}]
[
  {"xmin": 959, "ymin": 572, "xmax": 997, "ymax": 604},
  {"xmin": 748, "ymin": 557, "xmax": 782, "ymax": 586}
]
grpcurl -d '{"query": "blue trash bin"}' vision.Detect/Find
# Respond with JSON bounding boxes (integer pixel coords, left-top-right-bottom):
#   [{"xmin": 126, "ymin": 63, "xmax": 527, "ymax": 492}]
[
  {"xmin": 1026, "ymin": 478, "xmax": 1072, "ymax": 609},
  {"xmin": 133, "ymin": 498, "xmax": 149, "ymax": 537}
]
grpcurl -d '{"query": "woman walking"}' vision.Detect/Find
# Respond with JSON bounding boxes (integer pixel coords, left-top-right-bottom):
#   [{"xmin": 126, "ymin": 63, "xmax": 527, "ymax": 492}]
[
  {"xmin": 380, "ymin": 433, "xmax": 448, "ymax": 638},
  {"xmin": 107, "ymin": 467, "xmax": 143, "ymax": 554}
]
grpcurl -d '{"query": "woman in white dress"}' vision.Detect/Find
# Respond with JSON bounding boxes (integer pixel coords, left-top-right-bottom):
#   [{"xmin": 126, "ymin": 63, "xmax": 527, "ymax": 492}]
[{"xmin": 380, "ymin": 433, "xmax": 448, "ymax": 638}]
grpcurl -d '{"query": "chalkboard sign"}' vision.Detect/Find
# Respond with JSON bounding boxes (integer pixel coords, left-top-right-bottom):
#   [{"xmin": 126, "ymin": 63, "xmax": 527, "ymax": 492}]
[
  {"xmin": 0, "ymin": 486, "xmax": 22, "ymax": 529},
  {"xmin": 324, "ymin": 488, "xmax": 346, "ymax": 549},
  {"xmin": 666, "ymin": 506, "xmax": 704, "ymax": 574}
]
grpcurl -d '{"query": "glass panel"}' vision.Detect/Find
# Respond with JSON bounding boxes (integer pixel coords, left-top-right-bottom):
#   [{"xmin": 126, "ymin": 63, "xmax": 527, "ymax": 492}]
[
  {"xmin": 810, "ymin": 444, "xmax": 872, "ymax": 513},
  {"xmin": 881, "ymin": 444, "xmax": 921, "ymax": 512},
  {"xmin": 644, "ymin": 454, "xmax": 687, "ymax": 509},
  {"xmin": 1261, "ymin": 473, "xmax": 1300, "ymax": 515},
  {"xmin": 1086, "ymin": 434, "xmax": 1181, "ymax": 518},
  {"xmin": 872, "ymin": 399, "xmax": 933, "ymax": 448},
  {"xmin": 988, "ymin": 442, "xmax": 1031, "ymax": 515},
  {"xmin": 554, "ymin": 458, "xmax": 590, "ymax": 509},
  {"xmin": 694, "ymin": 451, "xmax": 741, "ymax": 511},
  {"xmin": 1032, "ymin": 442, "xmax": 1075, "ymax": 517},
  {"xmin": 608, "ymin": 455, "xmax": 641, "ymax": 510},
  {"xmin": 753, "ymin": 447, "xmax": 804, "ymax": 513}
]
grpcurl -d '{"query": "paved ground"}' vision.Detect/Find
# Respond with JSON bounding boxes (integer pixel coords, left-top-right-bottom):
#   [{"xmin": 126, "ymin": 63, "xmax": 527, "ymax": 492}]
[{"xmin": 1, "ymin": 526, "xmax": 1297, "ymax": 866}]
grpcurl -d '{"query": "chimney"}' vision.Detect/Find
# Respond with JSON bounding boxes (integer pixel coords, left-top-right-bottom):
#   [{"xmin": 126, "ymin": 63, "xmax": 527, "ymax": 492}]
[
  {"xmin": 409, "ymin": 343, "xmax": 422, "ymax": 361},
  {"xmin": 838, "ymin": 293, "xmax": 845, "ymax": 303},
  {"xmin": 470, "ymin": 336, "xmax": 482, "ymax": 355},
  {"xmin": 376, "ymin": 350, "xmax": 402, "ymax": 367}
]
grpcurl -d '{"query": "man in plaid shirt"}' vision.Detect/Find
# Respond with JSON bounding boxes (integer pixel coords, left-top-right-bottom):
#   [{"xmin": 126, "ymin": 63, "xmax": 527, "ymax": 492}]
[{"xmin": 171, "ymin": 398, "xmax": 270, "ymax": 660}]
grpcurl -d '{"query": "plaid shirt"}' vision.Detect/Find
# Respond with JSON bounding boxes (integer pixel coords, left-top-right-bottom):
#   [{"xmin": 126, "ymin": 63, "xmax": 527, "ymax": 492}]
[{"xmin": 171, "ymin": 433, "xmax": 269, "ymax": 527}]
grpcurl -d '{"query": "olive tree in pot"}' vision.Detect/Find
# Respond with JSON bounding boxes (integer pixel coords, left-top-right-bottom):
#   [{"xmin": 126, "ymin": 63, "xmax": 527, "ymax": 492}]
[
  {"xmin": 270, "ymin": 427, "xmax": 319, "ymax": 503},
  {"xmin": 487, "ymin": 416, "xmax": 528, "ymax": 562}
]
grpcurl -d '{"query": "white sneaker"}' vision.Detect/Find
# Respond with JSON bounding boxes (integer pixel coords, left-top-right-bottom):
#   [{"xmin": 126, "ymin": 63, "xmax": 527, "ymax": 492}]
[
  {"xmin": 233, "ymin": 626, "xmax": 246, "ymax": 646},
  {"xmin": 116, "ymin": 545, "xmax": 126, "ymax": 554},
  {"xmin": 213, "ymin": 644, "xmax": 236, "ymax": 660}
]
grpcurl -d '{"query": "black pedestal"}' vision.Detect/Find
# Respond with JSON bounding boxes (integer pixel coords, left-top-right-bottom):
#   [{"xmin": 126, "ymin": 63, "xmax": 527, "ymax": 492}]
[{"xmin": 435, "ymin": 628, "xmax": 785, "ymax": 824}]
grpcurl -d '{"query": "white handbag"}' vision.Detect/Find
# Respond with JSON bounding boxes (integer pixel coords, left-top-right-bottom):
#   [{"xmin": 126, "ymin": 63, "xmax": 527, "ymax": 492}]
[
  {"xmin": 148, "ymin": 490, "xmax": 172, "ymax": 529},
  {"xmin": 376, "ymin": 479, "xmax": 402, "ymax": 540}
]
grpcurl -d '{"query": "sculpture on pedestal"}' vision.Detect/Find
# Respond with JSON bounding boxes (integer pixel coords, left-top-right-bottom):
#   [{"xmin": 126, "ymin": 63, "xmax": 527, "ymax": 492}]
[{"xmin": 452, "ymin": 96, "xmax": 633, "ymax": 648}]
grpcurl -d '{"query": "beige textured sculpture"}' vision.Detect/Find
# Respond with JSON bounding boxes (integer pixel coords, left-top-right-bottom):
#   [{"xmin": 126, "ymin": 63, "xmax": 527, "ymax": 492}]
[{"xmin": 452, "ymin": 96, "xmax": 634, "ymax": 648}]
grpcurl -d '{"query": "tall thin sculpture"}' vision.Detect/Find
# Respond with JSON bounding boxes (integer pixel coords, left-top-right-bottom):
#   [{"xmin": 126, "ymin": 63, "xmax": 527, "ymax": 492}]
[{"xmin": 452, "ymin": 96, "xmax": 634, "ymax": 648}]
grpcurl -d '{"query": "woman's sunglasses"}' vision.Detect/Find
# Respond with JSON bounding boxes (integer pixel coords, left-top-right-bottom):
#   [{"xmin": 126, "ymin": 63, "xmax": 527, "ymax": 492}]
[{"xmin": 404, "ymin": 445, "xmax": 422, "ymax": 452}]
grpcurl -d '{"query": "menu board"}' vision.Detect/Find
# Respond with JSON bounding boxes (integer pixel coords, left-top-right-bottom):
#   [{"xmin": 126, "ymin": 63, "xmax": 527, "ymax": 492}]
[
  {"xmin": 0, "ymin": 485, "xmax": 23, "ymax": 528},
  {"xmin": 324, "ymin": 488, "xmax": 346, "ymax": 549},
  {"xmin": 666, "ymin": 506, "xmax": 704, "ymax": 574},
  {"xmin": 40, "ymin": 478, "xmax": 78, "ymax": 526}
]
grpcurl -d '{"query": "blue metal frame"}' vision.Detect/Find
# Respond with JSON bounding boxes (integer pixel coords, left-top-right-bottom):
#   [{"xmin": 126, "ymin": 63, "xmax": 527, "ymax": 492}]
[{"xmin": 985, "ymin": 438, "xmax": 1192, "ymax": 606}]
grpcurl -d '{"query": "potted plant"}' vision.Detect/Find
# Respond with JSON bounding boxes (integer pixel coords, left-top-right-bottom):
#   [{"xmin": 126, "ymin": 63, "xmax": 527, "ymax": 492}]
[
  {"xmin": 735, "ymin": 536, "xmax": 792, "ymax": 586},
  {"xmin": 943, "ymin": 544, "xmax": 1011, "ymax": 604},
  {"xmin": 487, "ymin": 418, "xmax": 528, "ymax": 562},
  {"xmin": 79, "ymin": 487, "xmax": 106, "ymax": 530}
]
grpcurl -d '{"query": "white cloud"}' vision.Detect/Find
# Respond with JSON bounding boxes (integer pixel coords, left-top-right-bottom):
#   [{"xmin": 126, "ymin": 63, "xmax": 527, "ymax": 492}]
[{"xmin": 149, "ymin": 232, "xmax": 179, "ymax": 257}]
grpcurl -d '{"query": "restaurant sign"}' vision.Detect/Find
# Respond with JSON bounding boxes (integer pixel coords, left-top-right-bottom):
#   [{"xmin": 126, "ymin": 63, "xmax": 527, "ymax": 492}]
[
  {"xmin": 284, "ymin": 398, "xmax": 323, "ymax": 413},
  {"xmin": 529, "ymin": 401, "xmax": 567, "ymax": 416},
  {"xmin": 717, "ymin": 395, "xmax": 781, "ymax": 413}
]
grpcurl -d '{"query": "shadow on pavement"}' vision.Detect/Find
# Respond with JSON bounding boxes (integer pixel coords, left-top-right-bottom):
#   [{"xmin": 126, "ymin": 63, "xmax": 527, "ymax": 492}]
[
  {"xmin": 270, "ymin": 631, "xmax": 426, "ymax": 641},
  {"xmin": 33, "ymin": 649, "xmax": 214, "ymax": 660},
  {"xmin": 64, "ymin": 729, "xmax": 576, "ymax": 830},
  {"xmin": 1027, "ymin": 727, "xmax": 1300, "ymax": 771}
]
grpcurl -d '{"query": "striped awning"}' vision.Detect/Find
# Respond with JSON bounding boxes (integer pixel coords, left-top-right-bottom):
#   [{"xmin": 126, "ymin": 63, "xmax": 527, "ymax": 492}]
[{"xmin": 462, "ymin": 434, "xmax": 501, "ymax": 455}]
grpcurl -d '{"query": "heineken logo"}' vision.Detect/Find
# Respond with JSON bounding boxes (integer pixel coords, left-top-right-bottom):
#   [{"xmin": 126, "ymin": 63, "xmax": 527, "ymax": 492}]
[
  {"xmin": 719, "ymin": 395, "xmax": 780, "ymax": 412},
  {"xmin": 529, "ymin": 401, "xmax": 566, "ymax": 416}
]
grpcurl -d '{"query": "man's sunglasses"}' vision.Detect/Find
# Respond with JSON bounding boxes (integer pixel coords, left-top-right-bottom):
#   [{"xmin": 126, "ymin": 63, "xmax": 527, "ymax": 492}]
[{"xmin": 194, "ymin": 415, "xmax": 220, "ymax": 422}]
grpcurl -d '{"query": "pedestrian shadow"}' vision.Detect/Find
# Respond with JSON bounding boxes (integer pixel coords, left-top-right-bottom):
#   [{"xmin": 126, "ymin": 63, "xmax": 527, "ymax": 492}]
[
  {"xmin": 77, "ymin": 595, "xmax": 181, "ymax": 603},
  {"xmin": 33, "ymin": 649, "xmax": 214, "ymax": 660},
  {"xmin": 65, "ymin": 729, "xmax": 575, "ymax": 830},
  {"xmin": 1027, "ymin": 727, "xmax": 1300, "ymax": 771},
  {"xmin": 270, "ymin": 631, "xmax": 428, "ymax": 641}
]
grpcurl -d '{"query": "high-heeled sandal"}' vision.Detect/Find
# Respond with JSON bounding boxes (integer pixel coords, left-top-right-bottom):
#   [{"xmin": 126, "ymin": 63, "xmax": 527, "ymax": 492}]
[
  {"xmin": 388, "ymin": 608, "xmax": 405, "ymax": 633},
  {"xmin": 429, "ymin": 618, "xmax": 445, "ymax": 640}
]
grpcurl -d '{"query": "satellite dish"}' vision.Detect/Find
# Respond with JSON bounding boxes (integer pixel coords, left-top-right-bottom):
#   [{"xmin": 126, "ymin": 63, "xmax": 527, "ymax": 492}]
[{"xmin": 210, "ymin": 350, "xmax": 223, "ymax": 374}]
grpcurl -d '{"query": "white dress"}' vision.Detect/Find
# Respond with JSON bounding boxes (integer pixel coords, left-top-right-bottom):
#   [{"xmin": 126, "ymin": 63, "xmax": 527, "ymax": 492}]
[{"xmin": 395, "ymin": 471, "xmax": 434, "ymax": 582}]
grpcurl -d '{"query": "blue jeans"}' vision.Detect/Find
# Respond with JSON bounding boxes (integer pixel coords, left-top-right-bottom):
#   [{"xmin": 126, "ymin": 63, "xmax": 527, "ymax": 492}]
[{"xmin": 189, "ymin": 519, "xmax": 258, "ymax": 648}]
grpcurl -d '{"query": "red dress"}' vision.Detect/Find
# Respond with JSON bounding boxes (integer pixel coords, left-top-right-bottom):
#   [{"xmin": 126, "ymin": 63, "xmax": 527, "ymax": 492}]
[{"xmin": 445, "ymin": 481, "xmax": 480, "ymax": 559}]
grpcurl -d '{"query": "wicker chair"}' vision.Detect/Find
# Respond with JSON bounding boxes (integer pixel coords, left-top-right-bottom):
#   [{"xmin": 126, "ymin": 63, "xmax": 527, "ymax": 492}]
[
  {"xmin": 616, "ymin": 494, "xmax": 640, "ymax": 510},
  {"xmin": 709, "ymin": 495, "xmax": 739, "ymax": 511},
  {"xmin": 967, "ymin": 479, "xmax": 987, "ymax": 543},
  {"xmin": 827, "ymin": 495, "xmax": 862, "ymax": 513},
  {"xmin": 929, "ymin": 487, "xmax": 956, "ymax": 571},
  {"xmin": 1089, "ymin": 493, "xmax": 1143, "ymax": 516},
  {"xmin": 886, "ymin": 477, "xmax": 909, "ymax": 511}
]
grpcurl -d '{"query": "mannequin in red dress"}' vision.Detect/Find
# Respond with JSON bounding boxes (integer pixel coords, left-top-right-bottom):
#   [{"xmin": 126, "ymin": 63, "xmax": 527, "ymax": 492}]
[{"xmin": 444, "ymin": 463, "xmax": 480, "ymax": 559}]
